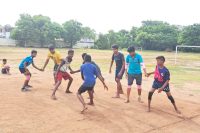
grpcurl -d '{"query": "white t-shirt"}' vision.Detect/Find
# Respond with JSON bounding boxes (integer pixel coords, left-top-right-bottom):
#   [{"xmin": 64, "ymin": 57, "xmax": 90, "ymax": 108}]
[{"xmin": 60, "ymin": 58, "xmax": 71, "ymax": 72}]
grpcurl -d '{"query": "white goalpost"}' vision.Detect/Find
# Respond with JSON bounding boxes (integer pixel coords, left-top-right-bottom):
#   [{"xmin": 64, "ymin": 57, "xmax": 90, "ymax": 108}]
[
  {"xmin": 135, "ymin": 47, "xmax": 143, "ymax": 52},
  {"xmin": 175, "ymin": 45, "xmax": 200, "ymax": 64}
]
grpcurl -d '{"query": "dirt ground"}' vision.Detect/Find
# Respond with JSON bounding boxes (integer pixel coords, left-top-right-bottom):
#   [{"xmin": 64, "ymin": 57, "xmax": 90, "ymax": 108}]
[{"xmin": 0, "ymin": 48, "xmax": 200, "ymax": 133}]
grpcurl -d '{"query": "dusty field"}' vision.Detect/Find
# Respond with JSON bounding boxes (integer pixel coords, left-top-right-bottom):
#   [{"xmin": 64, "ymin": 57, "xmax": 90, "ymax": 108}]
[{"xmin": 0, "ymin": 47, "xmax": 200, "ymax": 133}]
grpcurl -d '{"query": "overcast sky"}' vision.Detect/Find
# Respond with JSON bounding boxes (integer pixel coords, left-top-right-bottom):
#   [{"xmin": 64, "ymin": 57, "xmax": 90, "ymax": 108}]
[{"xmin": 0, "ymin": 0, "xmax": 200, "ymax": 33}]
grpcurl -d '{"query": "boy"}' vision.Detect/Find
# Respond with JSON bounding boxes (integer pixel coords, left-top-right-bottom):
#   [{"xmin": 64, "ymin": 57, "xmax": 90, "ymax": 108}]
[
  {"xmin": 77, "ymin": 54, "xmax": 108, "ymax": 113},
  {"xmin": 51, "ymin": 50, "xmax": 78, "ymax": 100},
  {"xmin": 81, "ymin": 53, "xmax": 104, "ymax": 81},
  {"xmin": 109, "ymin": 44, "xmax": 125, "ymax": 98},
  {"xmin": 1, "ymin": 59, "xmax": 11, "ymax": 75},
  {"xmin": 42, "ymin": 45, "xmax": 62, "ymax": 84},
  {"xmin": 19, "ymin": 50, "xmax": 43, "ymax": 91},
  {"xmin": 125, "ymin": 46, "xmax": 147, "ymax": 103},
  {"xmin": 147, "ymin": 56, "xmax": 181, "ymax": 114}
]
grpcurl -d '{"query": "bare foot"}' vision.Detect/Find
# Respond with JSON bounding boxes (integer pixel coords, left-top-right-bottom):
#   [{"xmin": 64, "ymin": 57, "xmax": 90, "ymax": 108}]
[
  {"xmin": 138, "ymin": 97, "xmax": 143, "ymax": 103},
  {"xmin": 81, "ymin": 107, "xmax": 88, "ymax": 114},
  {"xmin": 112, "ymin": 96, "xmax": 120, "ymax": 98},
  {"xmin": 87, "ymin": 103, "xmax": 95, "ymax": 106},
  {"xmin": 66, "ymin": 90, "xmax": 73, "ymax": 93},
  {"xmin": 176, "ymin": 110, "xmax": 181, "ymax": 114},
  {"xmin": 125, "ymin": 100, "xmax": 130, "ymax": 103},
  {"xmin": 51, "ymin": 95, "xmax": 57, "ymax": 100}
]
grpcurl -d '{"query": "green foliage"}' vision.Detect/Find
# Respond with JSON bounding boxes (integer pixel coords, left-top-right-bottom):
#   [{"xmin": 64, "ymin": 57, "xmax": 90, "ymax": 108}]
[
  {"xmin": 178, "ymin": 24, "xmax": 200, "ymax": 52},
  {"xmin": 94, "ymin": 34, "xmax": 110, "ymax": 49},
  {"xmin": 62, "ymin": 20, "xmax": 82, "ymax": 48},
  {"xmin": 136, "ymin": 21, "xmax": 179, "ymax": 50},
  {"xmin": 10, "ymin": 14, "xmax": 200, "ymax": 52}
]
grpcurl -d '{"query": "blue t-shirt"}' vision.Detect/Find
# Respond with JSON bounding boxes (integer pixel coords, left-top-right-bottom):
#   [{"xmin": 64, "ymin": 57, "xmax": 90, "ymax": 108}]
[
  {"xmin": 126, "ymin": 53, "xmax": 143, "ymax": 74},
  {"xmin": 112, "ymin": 52, "xmax": 125, "ymax": 70},
  {"xmin": 19, "ymin": 56, "xmax": 33, "ymax": 68},
  {"xmin": 81, "ymin": 63, "xmax": 99, "ymax": 87},
  {"xmin": 155, "ymin": 66, "xmax": 170, "ymax": 84}
]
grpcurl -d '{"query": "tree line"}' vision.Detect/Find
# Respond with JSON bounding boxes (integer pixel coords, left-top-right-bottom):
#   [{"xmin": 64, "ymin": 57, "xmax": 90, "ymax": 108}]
[{"xmin": 10, "ymin": 14, "xmax": 200, "ymax": 51}]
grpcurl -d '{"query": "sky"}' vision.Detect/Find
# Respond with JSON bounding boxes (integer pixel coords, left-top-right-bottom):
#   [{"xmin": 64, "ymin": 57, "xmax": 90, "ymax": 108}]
[{"xmin": 0, "ymin": 0, "xmax": 200, "ymax": 33}]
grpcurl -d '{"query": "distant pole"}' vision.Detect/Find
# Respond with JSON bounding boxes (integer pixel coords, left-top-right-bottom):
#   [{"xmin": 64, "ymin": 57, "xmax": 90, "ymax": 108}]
[{"xmin": 175, "ymin": 46, "xmax": 178, "ymax": 64}]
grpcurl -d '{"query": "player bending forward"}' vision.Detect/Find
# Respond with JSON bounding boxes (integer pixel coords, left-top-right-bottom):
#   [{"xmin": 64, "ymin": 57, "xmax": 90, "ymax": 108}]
[{"xmin": 77, "ymin": 54, "xmax": 108, "ymax": 113}]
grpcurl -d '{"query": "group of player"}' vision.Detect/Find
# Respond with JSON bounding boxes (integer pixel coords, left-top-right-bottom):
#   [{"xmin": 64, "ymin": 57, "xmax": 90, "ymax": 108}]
[{"xmin": 1, "ymin": 44, "xmax": 181, "ymax": 114}]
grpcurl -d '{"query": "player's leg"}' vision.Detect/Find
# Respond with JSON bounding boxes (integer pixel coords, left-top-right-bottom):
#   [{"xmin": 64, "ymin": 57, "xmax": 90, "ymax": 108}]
[
  {"xmin": 87, "ymin": 89, "xmax": 94, "ymax": 105},
  {"xmin": 51, "ymin": 80, "xmax": 61, "ymax": 100},
  {"xmin": 125, "ymin": 74, "xmax": 134, "ymax": 103},
  {"xmin": 22, "ymin": 69, "xmax": 31, "ymax": 91},
  {"xmin": 166, "ymin": 92, "xmax": 181, "ymax": 114},
  {"xmin": 66, "ymin": 76, "xmax": 73, "ymax": 93},
  {"xmin": 77, "ymin": 86, "xmax": 87, "ymax": 113},
  {"xmin": 148, "ymin": 88, "xmax": 155, "ymax": 112},
  {"xmin": 112, "ymin": 77, "xmax": 120, "ymax": 98},
  {"xmin": 136, "ymin": 74, "xmax": 142, "ymax": 102}
]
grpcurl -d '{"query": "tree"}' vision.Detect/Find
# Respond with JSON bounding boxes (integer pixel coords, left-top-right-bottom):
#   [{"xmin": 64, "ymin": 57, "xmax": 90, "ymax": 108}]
[
  {"xmin": 62, "ymin": 20, "xmax": 82, "ymax": 48},
  {"xmin": 136, "ymin": 21, "xmax": 179, "ymax": 50},
  {"xmin": 116, "ymin": 29, "xmax": 133, "ymax": 48},
  {"xmin": 81, "ymin": 27, "xmax": 96, "ymax": 40},
  {"xmin": 94, "ymin": 34, "xmax": 110, "ymax": 49},
  {"xmin": 178, "ymin": 24, "xmax": 200, "ymax": 52},
  {"xmin": 11, "ymin": 14, "xmax": 35, "ymax": 46}
]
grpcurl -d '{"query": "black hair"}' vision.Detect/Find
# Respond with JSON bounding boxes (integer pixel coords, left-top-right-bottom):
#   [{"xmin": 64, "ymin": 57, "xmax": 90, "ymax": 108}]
[
  {"xmin": 68, "ymin": 49, "xmax": 74, "ymax": 54},
  {"xmin": 3, "ymin": 59, "xmax": 7, "ymax": 62},
  {"xmin": 48, "ymin": 44, "xmax": 55, "ymax": 50},
  {"xmin": 112, "ymin": 44, "xmax": 119, "ymax": 49},
  {"xmin": 127, "ymin": 46, "xmax": 135, "ymax": 53},
  {"xmin": 84, "ymin": 54, "xmax": 91, "ymax": 62},
  {"xmin": 31, "ymin": 50, "xmax": 37, "ymax": 54},
  {"xmin": 156, "ymin": 56, "xmax": 165, "ymax": 62},
  {"xmin": 82, "ymin": 53, "xmax": 87, "ymax": 60}
]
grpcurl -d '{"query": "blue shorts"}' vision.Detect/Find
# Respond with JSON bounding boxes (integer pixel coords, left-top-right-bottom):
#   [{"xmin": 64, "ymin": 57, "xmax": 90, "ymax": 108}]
[
  {"xmin": 19, "ymin": 68, "xmax": 26, "ymax": 74},
  {"xmin": 128, "ymin": 73, "xmax": 142, "ymax": 85},
  {"xmin": 115, "ymin": 69, "xmax": 124, "ymax": 79},
  {"xmin": 152, "ymin": 80, "xmax": 170, "ymax": 92},
  {"xmin": 78, "ymin": 85, "xmax": 94, "ymax": 94}
]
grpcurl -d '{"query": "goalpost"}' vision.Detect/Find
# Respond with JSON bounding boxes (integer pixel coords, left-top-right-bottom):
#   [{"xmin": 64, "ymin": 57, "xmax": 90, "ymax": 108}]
[
  {"xmin": 135, "ymin": 47, "xmax": 143, "ymax": 52},
  {"xmin": 175, "ymin": 45, "xmax": 200, "ymax": 64}
]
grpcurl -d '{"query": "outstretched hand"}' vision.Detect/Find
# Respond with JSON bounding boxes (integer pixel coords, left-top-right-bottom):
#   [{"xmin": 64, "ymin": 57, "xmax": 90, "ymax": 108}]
[{"xmin": 103, "ymin": 83, "xmax": 108, "ymax": 91}]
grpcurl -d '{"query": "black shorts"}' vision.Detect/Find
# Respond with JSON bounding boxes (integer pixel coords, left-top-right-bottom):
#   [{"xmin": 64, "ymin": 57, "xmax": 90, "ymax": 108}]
[
  {"xmin": 152, "ymin": 80, "xmax": 170, "ymax": 92},
  {"xmin": 54, "ymin": 64, "xmax": 59, "ymax": 71},
  {"xmin": 78, "ymin": 85, "xmax": 94, "ymax": 94},
  {"xmin": 128, "ymin": 73, "xmax": 142, "ymax": 85},
  {"xmin": 1, "ymin": 68, "xmax": 7, "ymax": 74},
  {"xmin": 19, "ymin": 68, "xmax": 26, "ymax": 74}
]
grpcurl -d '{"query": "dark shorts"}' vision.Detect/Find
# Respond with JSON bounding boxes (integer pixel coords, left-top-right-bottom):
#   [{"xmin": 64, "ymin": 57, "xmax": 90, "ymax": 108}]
[
  {"xmin": 128, "ymin": 73, "xmax": 142, "ymax": 85},
  {"xmin": 78, "ymin": 85, "xmax": 94, "ymax": 94},
  {"xmin": 54, "ymin": 64, "xmax": 59, "ymax": 71},
  {"xmin": 19, "ymin": 68, "xmax": 26, "ymax": 74},
  {"xmin": 115, "ymin": 68, "xmax": 124, "ymax": 79},
  {"xmin": 152, "ymin": 80, "xmax": 170, "ymax": 92},
  {"xmin": 1, "ymin": 68, "xmax": 7, "ymax": 74}
]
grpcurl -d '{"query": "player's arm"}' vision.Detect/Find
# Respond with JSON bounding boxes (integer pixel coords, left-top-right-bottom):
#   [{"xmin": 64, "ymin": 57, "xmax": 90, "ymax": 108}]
[
  {"xmin": 147, "ymin": 71, "xmax": 155, "ymax": 77},
  {"xmin": 140, "ymin": 56, "xmax": 147, "ymax": 76},
  {"xmin": 109, "ymin": 55, "xmax": 114, "ymax": 73},
  {"xmin": 118, "ymin": 55, "xmax": 125, "ymax": 76},
  {"xmin": 42, "ymin": 57, "xmax": 50, "ymax": 70},
  {"xmin": 32, "ymin": 60, "xmax": 43, "ymax": 71},
  {"xmin": 125, "ymin": 56, "xmax": 129, "ymax": 78},
  {"xmin": 97, "ymin": 74, "xmax": 108, "ymax": 90},
  {"xmin": 56, "ymin": 59, "xmax": 65, "ymax": 72},
  {"xmin": 81, "ymin": 71, "xmax": 84, "ymax": 80},
  {"xmin": 158, "ymin": 80, "xmax": 169, "ymax": 93},
  {"xmin": 68, "ymin": 66, "xmax": 80, "ymax": 74}
]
